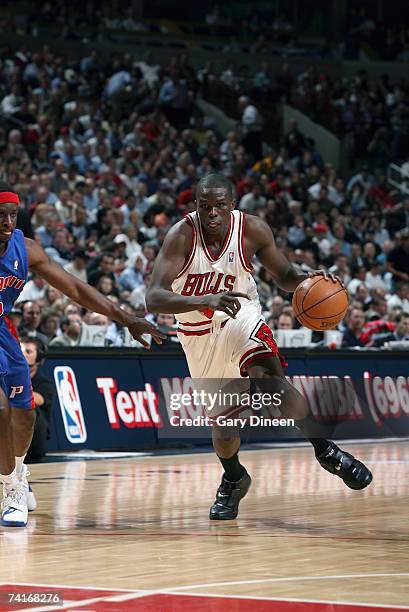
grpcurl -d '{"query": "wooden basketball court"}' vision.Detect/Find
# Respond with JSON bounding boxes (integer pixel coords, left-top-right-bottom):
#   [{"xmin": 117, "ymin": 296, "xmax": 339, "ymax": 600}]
[{"xmin": 0, "ymin": 441, "xmax": 408, "ymax": 611}]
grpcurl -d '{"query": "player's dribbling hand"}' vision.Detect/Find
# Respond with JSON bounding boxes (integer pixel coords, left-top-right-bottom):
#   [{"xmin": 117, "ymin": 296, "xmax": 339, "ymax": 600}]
[
  {"xmin": 308, "ymin": 270, "xmax": 345, "ymax": 288},
  {"xmin": 201, "ymin": 291, "xmax": 249, "ymax": 319},
  {"xmin": 126, "ymin": 318, "xmax": 166, "ymax": 349}
]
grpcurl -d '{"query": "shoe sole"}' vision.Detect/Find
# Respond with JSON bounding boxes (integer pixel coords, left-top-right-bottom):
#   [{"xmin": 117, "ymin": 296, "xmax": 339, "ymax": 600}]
[
  {"xmin": 209, "ymin": 512, "xmax": 238, "ymax": 520},
  {"xmin": 1, "ymin": 519, "xmax": 27, "ymax": 527}
]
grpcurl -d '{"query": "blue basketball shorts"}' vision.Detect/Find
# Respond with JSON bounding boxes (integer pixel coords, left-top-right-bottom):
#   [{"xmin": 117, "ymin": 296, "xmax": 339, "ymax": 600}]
[{"xmin": 0, "ymin": 317, "xmax": 34, "ymax": 410}]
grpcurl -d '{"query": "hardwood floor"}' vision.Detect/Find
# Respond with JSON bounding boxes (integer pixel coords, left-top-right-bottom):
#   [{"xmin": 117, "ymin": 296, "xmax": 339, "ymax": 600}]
[{"xmin": 0, "ymin": 441, "xmax": 408, "ymax": 611}]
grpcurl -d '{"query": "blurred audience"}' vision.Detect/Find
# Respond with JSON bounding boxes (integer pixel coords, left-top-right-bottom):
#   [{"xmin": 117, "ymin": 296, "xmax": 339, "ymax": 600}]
[{"xmin": 1, "ymin": 43, "xmax": 408, "ymax": 350}]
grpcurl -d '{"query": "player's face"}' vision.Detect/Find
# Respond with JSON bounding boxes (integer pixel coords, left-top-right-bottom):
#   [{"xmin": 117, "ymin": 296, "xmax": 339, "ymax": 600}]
[
  {"xmin": 0, "ymin": 203, "xmax": 18, "ymax": 244},
  {"xmin": 196, "ymin": 187, "xmax": 234, "ymax": 236}
]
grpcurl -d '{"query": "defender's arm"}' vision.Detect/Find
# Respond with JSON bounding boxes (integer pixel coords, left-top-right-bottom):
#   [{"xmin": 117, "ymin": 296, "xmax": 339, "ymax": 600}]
[{"xmin": 26, "ymin": 238, "xmax": 164, "ymax": 347}]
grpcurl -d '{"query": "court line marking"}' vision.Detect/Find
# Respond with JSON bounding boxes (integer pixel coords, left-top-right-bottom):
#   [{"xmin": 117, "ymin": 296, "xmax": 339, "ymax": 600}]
[
  {"xmin": 42, "ymin": 437, "xmax": 407, "ymax": 464},
  {"xmin": 0, "ymin": 572, "xmax": 409, "ymax": 612},
  {"xmin": 8, "ymin": 573, "xmax": 409, "ymax": 594},
  {"xmin": 165, "ymin": 572, "xmax": 409, "ymax": 591}
]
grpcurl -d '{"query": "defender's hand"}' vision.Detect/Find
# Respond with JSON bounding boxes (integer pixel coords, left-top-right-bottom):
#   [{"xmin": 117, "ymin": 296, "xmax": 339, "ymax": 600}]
[
  {"xmin": 308, "ymin": 270, "xmax": 345, "ymax": 288},
  {"xmin": 200, "ymin": 292, "xmax": 249, "ymax": 319},
  {"xmin": 126, "ymin": 318, "xmax": 166, "ymax": 349}
]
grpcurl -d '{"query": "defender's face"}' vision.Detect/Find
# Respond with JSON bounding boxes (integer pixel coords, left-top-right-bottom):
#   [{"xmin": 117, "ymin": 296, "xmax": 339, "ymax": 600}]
[
  {"xmin": 0, "ymin": 203, "xmax": 18, "ymax": 243},
  {"xmin": 196, "ymin": 187, "xmax": 234, "ymax": 235}
]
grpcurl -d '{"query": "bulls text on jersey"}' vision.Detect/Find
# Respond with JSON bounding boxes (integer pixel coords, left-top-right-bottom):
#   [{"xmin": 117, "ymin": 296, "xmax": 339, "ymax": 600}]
[{"xmin": 181, "ymin": 272, "xmax": 236, "ymax": 296}]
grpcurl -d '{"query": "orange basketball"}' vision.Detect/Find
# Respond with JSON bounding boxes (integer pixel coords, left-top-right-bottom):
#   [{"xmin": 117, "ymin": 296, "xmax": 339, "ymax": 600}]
[{"xmin": 292, "ymin": 276, "xmax": 349, "ymax": 331}]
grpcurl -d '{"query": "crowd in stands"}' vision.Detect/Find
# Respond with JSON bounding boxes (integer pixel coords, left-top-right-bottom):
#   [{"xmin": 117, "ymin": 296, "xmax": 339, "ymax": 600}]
[
  {"xmin": 1, "ymin": 43, "xmax": 409, "ymax": 350},
  {"xmin": 290, "ymin": 69, "xmax": 409, "ymax": 169},
  {"xmin": 5, "ymin": 0, "xmax": 409, "ymax": 63},
  {"xmin": 344, "ymin": 10, "xmax": 409, "ymax": 62},
  {"xmin": 204, "ymin": 60, "xmax": 409, "ymax": 172}
]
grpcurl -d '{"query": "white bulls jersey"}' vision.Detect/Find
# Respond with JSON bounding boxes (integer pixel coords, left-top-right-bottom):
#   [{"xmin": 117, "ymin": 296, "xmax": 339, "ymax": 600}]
[
  {"xmin": 172, "ymin": 210, "xmax": 259, "ymax": 331},
  {"xmin": 171, "ymin": 210, "xmax": 286, "ymax": 381}
]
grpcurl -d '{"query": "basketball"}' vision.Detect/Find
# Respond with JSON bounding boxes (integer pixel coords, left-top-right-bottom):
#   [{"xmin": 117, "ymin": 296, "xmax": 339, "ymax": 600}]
[{"xmin": 292, "ymin": 275, "xmax": 349, "ymax": 331}]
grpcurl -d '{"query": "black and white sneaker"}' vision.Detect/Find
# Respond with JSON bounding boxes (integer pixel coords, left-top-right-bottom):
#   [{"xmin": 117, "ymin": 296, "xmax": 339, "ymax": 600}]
[
  {"xmin": 316, "ymin": 442, "xmax": 373, "ymax": 490},
  {"xmin": 209, "ymin": 471, "xmax": 252, "ymax": 520}
]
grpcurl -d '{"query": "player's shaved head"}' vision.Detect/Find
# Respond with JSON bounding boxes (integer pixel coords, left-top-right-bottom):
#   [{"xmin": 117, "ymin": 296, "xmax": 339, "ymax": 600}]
[{"xmin": 196, "ymin": 173, "xmax": 233, "ymax": 199}]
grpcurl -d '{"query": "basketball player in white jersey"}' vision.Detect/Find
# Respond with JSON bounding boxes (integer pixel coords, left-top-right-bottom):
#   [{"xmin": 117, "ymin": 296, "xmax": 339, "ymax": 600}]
[{"xmin": 146, "ymin": 174, "xmax": 372, "ymax": 520}]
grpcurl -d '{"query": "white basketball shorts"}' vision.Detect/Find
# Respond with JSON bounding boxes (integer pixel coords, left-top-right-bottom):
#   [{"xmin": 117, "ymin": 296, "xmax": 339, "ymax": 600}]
[{"xmin": 177, "ymin": 301, "xmax": 287, "ymax": 380}]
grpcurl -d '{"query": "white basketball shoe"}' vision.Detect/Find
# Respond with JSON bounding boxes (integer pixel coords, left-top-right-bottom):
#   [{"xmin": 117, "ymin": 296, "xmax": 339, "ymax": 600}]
[
  {"xmin": 1, "ymin": 482, "xmax": 28, "ymax": 526},
  {"xmin": 17, "ymin": 464, "xmax": 37, "ymax": 512}
]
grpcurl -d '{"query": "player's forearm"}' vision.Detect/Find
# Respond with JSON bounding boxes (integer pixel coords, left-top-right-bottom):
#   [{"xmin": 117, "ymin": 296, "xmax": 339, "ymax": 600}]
[
  {"xmin": 146, "ymin": 287, "xmax": 204, "ymax": 314},
  {"xmin": 276, "ymin": 266, "xmax": 308, "ymax": 293}
]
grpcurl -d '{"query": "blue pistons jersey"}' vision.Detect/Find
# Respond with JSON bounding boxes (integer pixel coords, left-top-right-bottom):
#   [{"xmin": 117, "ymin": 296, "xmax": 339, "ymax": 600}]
[
  {"xmin": 0, "ymin": 229, "xmax": 33, "ymax": 409},
  {"xmin": 0, "ymin": 229, "xmax": 28, "ymax": 315}
]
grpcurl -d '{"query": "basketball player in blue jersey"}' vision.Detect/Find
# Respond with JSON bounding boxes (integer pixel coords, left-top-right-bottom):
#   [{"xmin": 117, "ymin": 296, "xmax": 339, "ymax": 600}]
[
  {"xmin": 0, "ymin": 181, "xmax": 165, "ymax": 527},
  {"xmin": 147, "ymin": 173, "xmax": 373, "ymax": 520}
]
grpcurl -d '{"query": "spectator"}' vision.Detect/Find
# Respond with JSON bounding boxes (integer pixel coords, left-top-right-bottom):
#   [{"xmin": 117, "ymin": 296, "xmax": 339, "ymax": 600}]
[
  {"xmin": 387, "ymin": 282, "xmax": 409, "ymax": 314},
  {"xmin": 394, "ymin": 314, "xmax": 409, "ymax": 341},
  {"xmin": 88, "ymin": 253, "xmax": 116, "ymax": 288},
  {"xmin": 342, "ymin": 308, "xmax": 366, "ymax": 347},
  {"xmin": 347, "ymin": 265, "xmax": 367, "ymax": 295},
  {"xmin": 239, "ymin": 184, "xmax": 266, "ymax": 212},
  {"xmin": 35, "ymin": 213, "xmax": 59, "ymax": 248},
  {"xmin": 118, "ymin": 254, "xmax": 145, "ymax": 292},
  {"xmin": 284, "ymin": 118, "xmax": 306, "ymax": 159},
  {"xmin": 55, "ymin": 189, "xmax": 75, "ymax": 223},
  {"xmin": 95, "ymin": 274, "xmax": 118, "ymax": 297},
  {"xmin": 20, "ymin": 337, "xmax": 55, "ymax": 462},
  {"xmin": 45, "ymin": 228, "xmax": 72, "ymax": 266},
  {"xmin": 17, "ymin": 273, "xmax": 46, "ymax": 303},
  {"xmin": 129, "ymin": 271, "xmax": 152, "ymax": 307},
  {"xmin": 387, "ymin": 228, "xmax": 409, "ymax": 283},
  {"xmin": 355, "ymin": 284, "xmax": 372, "ymax": 310},
  {"xmin": 238, "ymin": 96, "xmax": 264, "ymax": 163},
  {"xmin": 365, "ymin": 262, "xmax": 388, "ymax": 292},
  {"xmin": 19, "ymin": 301, "xmax": 49, "ymax": 345},
  {"xmin": 40, "ymin": 313, "xmax": 61, "ymax": 343},
  {"xmin": 366, "ymin": 297, "xmax": 388, "ymax": 321},
  {"xmin": 8, "ymin": 306, "xmax": 23, "ymax": 331},
  {"xmin": 155, "ymin": 313, "xmax": 178, "ymax": 343},
  {"xmin": 49, "ymin": 314, "xmax": 82, "ymax": 347},
  {"xmin": 63, "ymin": 249, "xmax": 89, "ymax": 283},
  {"xmin": 277, "ymin": 313, "xmax": 294, "ymax": 330}
]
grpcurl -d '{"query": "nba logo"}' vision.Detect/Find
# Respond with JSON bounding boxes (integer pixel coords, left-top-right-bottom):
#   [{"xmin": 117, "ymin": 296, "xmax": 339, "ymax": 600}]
[
  {"xmin": 54, "ymin": 366, "xmax": 87, "ymax": 443},
  {"xmin": 228, "ymin": 251, "xmax": 234, "ymax": 262}
]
